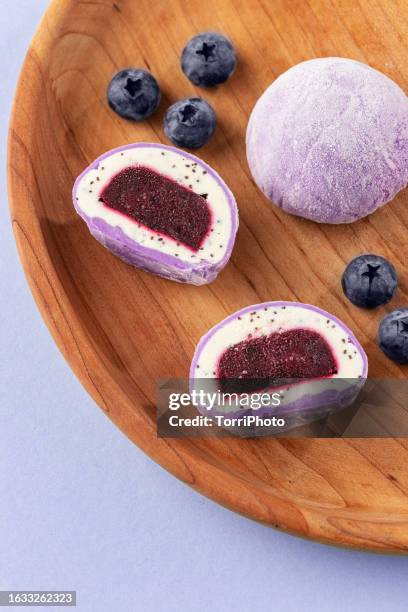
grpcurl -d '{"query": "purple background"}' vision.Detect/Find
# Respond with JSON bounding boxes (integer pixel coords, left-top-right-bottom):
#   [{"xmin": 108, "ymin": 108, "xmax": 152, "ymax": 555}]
[{"xmin": 2, "ymin": 2, "xmax": 408, "ymax": 611}]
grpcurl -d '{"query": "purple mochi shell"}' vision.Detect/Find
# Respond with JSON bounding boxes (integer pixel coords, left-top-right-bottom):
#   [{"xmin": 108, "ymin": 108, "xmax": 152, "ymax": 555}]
[
  {"xmin": 246, "ymin": 58, "xmax": 408, "ymax": 224},
  {"xmin": 190, "ymin": 301, "xmax": 368, "ymax": 434},
  {"xmin": 72, "ymin": 143, "xmax": 239, "ymax": 285}
]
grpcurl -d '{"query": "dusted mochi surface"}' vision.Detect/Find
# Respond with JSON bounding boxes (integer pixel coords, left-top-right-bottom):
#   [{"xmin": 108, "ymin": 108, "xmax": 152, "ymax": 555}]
[
  {"xmin": 73, "ymin": 143, "xmax": 238, "ymax": 285},
  {"xmin": 190, "ymin": 302, "xmax": 367, "ymax": 418},
  {"xmin": 246, "ymin": 57, "xmax": 408, "ymax": 223}
]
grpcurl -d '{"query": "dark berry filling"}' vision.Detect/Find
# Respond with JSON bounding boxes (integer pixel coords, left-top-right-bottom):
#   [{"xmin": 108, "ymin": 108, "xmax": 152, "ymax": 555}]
[
  {"xmin": 99, "ymin": 166, "xmax": 211, "ymax": 251},
  {"xmin": 217, "ymin": 328, "xmax": 337, "ymax": 392}
]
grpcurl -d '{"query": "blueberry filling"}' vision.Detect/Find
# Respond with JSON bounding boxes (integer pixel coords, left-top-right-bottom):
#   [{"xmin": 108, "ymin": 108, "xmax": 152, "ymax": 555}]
[
  {"xmin": 99, "ymin": 166, "xmax": 211, "ymax": 251},
  {"xmin": 217, "ymin": 328, "xmax": 338, "ymax": 392}
]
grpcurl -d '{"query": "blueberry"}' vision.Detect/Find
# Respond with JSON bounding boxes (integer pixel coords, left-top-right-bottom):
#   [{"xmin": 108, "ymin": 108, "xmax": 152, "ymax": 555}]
[
  {"xmin": 107, "ymin": 69, "xmax": 161, "ymax": 121},
  {"xmin": 341, "ymin": 254, "xmax": 397, "ymax": 309},
  {"xmin": 163, "ymin": 97, "xmax": 216, "ymax": 149},
  {"xmin": 181, "ymin": 32, "xmax": 237, "ymax": 87},
  {"xmin": 378, "ymin": 308, "xmax": 408, "ymax": 363}
]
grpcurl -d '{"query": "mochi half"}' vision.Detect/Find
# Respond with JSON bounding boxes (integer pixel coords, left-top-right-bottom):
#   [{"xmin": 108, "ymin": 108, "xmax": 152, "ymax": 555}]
[
  {"xmin": 190, "ymin": 301, "xmax": 368, "ymax": 432},
  {"xmin": 73, "ymin": 143, "xmax": 238, "ymax": 284}
]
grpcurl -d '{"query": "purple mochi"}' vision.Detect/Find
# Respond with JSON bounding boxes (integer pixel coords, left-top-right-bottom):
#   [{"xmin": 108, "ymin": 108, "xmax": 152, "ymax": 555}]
[
  {"xmin": 190, "ymin": 301, "xmax": 368, "ymax": 432},
  {"xmin": 73, "ymin": 143, "xmax": 238, "ymax": 285},
  {"xmin": 246, "ymin": 58, "xmax": 408, "ymax": 224}
]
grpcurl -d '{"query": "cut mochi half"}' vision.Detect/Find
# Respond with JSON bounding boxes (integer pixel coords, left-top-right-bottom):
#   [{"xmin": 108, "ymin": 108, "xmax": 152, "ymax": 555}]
[
  {"xmin": 190, "ymin": 301, "xmax": 368, "ymax": 432},
  {"xmin": 73, "ymin": 143, "xmax": 238, "ymax": 285}
]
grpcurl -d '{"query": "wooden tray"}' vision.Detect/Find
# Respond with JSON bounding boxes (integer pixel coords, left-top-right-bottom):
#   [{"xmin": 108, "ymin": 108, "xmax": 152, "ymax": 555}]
[{"xmin": 8, "ymin": 0, "xmax": 408, "ymax": 552}]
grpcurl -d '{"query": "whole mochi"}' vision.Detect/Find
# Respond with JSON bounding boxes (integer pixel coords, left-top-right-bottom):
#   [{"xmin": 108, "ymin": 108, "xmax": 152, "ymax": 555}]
[{"xmin": 246, "ymin": 57, "xmax": 408, "ymax": 223}]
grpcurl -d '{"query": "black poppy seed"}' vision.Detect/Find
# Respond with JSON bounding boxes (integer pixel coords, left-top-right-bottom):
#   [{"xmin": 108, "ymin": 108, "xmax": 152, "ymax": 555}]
[
  {"xmin": 250, "ymin": 319, "xmax": 253, "ymax": 323},
  {"xmin": 161, "ymin": 152, "xmax": 165, "ymax": 155},
  {"xmin": 264, "ymin": 307, "xmax": 268, "ymax": 311},
  {"xmin": 282, "ymin": 306, "xmax": 286, "ymax": 309},
  {"xmin": 121, "ymin": 152, "xmax": 124, "ymax": 156},
  {"xmin": 172, "ymin": 164, "xmax": 176, "ymax": 168},
  {"xmin": 326, "ymin": 319, "xmax": 330, "ymax": 324},
  {"xmin": 238, "ymin": 316, "xmax": 242, "ymax": 320},
  {"xmin": 343, "ymin": 350, "xmax": 347, "ymax": 354},
  {"xmin": 274, "ymin": 311, "xmax": 277, "ymax": 315},
  {"xmin": 89, "ymin": 190, "xmax": 92, "ymax": 193},
  {"xmin": 175, "ymin": 254, "xmax": 179, "ymax": 257},
  {"xmin": 203, "ymin": 170, "xmax": 207, "ymax": 174},
  {"xmin": 184, "ymin": 176, "xmax": 189, "ymax": 179},
  {"xmin": 270, "ymin": 319, "xmax": 274, "ymax": 323},
  {"xmin": 342, "ymin": 338, "xmax": 346, "ymax": 343},
  {"xmin": 196, "ymin": 365, "xmax": 200, "ymax": 369},
  {"xmin": 331, "ymin": 324, "xmax": 335, "ymax": 328},
  {"xmin": 200, "ymin": 247, "xmax": 204, "ymax": 251},
  {"xmin": 96, "ymin": 177, "xmax": 100, "ymax": 181},
  {"xmin": 219, "ymin": 244, "xmax": 223, "ymax": 248},
  {"xmin": 348, "ymin": 355, "xmax": 352, "ymax": 359},
  {"xmin": 210, "ymin": 254, "xmax": 214, "ymax": 257},
  {"xmin": 90, "ymin": 181, "xmax": 94, "ymax": 185},
  {"xmin": 210, "ymin": 229, "xmax": 214, "ymax": 233}
]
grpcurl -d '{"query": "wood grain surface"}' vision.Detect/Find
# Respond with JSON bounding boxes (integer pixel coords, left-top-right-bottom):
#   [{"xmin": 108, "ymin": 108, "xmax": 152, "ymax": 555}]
[{"xmin": 7, "ymin": 0, "xmax": 408, "ymax": 552}]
